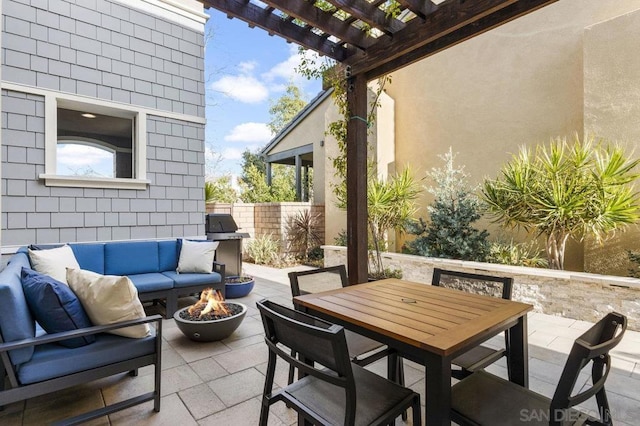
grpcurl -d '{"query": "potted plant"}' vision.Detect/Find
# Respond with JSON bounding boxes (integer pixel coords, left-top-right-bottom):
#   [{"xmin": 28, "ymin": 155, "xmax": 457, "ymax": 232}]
[{"xmin": 224, "ymin": 274, "xmax": 255, "ymax": 298}]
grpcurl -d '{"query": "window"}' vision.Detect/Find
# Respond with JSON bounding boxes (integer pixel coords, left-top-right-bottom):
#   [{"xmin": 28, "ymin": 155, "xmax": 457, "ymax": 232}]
[{"xmin": 41, "ymin": 97, "xmax": 148, "ymax": 189}]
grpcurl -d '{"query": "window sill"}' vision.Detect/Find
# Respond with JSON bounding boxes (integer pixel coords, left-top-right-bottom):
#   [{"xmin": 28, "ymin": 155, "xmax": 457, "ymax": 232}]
[{"xmin": 39, "ymin": 174, "xmax": 150, "ymax": 190}]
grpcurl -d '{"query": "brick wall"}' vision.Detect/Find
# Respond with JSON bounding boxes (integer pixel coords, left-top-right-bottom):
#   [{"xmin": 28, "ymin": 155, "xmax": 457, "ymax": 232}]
[
  {"xmin": 1, "ymin": 0, "xmax": 205, "ymax": 248},
  {"xmin": 206, "ymin": 202, "xmax": 326, "ymax": 255}
]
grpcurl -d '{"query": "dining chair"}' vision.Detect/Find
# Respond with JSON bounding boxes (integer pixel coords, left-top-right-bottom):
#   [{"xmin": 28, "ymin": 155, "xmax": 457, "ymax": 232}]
[
  {"xmin": 256, "ymin": 299, "xmax": 422, "ymax": 426},
  {"xmin": 288, "ymin": 266, "xmax": 404, "ymax": 386},
  {"xmin": 432, "ymin": 268, "xmax": 514, "ymax": 380},
  {"xmin": 451, "ymin": 311, "xmax": 627, "ymax": 426}
]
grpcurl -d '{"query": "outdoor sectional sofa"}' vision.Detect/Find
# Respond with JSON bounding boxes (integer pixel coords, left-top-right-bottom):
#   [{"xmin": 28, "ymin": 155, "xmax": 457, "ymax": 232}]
[{"xmin": 17, "ymin": 239, "xmax": 226, "ymax": 318}]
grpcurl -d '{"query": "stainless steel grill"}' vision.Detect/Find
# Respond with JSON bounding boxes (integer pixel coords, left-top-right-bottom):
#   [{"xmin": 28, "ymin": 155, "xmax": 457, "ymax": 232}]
[{"xmin": 205, "ymin": 213, "xmax": 250, "ymax": 277}]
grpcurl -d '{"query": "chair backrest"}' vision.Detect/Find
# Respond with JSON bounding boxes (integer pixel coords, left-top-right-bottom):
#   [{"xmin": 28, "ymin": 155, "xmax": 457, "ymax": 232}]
[
  {"xmin": 550, "ymin": 312, "xmax": 627, "ymax": 425},
  {"xmin": 257, "ymin": 300, "xmax": 355, "ymax": 403},
  {"xmin": 432, "ymin": 268, "xmax": 513, "ymax": 300},
  {"xmin": 288, "ymin": 265, "xmax": 348, "ymax": 298}
]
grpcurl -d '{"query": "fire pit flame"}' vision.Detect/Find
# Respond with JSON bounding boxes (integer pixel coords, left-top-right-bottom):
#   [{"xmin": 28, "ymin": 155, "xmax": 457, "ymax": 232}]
[{"xmin": 187, "ymin": 288, "xmax": 229, "ymax": 318}]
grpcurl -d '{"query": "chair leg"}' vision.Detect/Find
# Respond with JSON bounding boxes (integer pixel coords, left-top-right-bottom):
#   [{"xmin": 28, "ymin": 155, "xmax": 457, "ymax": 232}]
[
  {"xmin": 412, "ymin": 395, "xmax": 422, "ymax": 426},
  {"xmin": 288, "ymin": 349, "xmax": 297, "ymax": 385}
]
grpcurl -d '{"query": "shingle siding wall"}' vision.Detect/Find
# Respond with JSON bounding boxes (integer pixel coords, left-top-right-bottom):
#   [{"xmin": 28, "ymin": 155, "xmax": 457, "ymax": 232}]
[
  {"xmin": 3, "ymin": 0, "xmax": 205, "ymax": 116},
  {"xmin": 1, "ymin": 0, "xmax": 206, "ymax": 248}
]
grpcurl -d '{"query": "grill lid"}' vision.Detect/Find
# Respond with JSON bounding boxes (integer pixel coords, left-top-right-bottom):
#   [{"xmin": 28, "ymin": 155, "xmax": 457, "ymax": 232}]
[{"xmin": 206, "ymin": 213, "xmax": 239, "ymax": 233}]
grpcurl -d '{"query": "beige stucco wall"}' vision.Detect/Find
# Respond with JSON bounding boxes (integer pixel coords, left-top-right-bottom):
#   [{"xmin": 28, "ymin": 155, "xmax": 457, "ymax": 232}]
[
  {"xmin": 583, "ymin": 8, "xmax": 640, "ymax": 275},
  {"xmin": 386, "ymin": 0, "xmax": 640, "ymax": 272}
]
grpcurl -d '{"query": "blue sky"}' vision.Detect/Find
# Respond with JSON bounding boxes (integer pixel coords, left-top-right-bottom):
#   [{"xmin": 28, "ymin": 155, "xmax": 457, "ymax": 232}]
[{"xmin": 203, "ymin": 11, "xmax": 323, "ymax": 178}]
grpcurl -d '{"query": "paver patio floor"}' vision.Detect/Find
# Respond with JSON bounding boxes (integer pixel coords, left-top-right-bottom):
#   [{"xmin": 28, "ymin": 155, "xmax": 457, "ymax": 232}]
[{"xmin": 1, "ymin": 263, "xmax": 638, "ymax": 425}]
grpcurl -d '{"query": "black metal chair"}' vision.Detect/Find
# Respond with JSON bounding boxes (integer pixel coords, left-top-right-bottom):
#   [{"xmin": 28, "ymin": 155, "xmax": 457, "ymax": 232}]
[
  {"xmin": 288, "ymin": 266, "xmax": 403, "ymax": 386},
  {"xmin": 451, "ymin": 311, "xmax": 627, "ymax": 426},
  {"xmin": 257, "ymin": 299, "xmax": 421, "ymax": 426},
  {"xmin": 432, "ymin": 268, "xmax": 514, "ymax": 380}
]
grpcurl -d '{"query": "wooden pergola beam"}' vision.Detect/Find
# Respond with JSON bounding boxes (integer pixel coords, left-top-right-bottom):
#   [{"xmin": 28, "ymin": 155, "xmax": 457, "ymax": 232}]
[
  {"xmin": 202, "ymin": 0, "xmax": 350, "ymax": 61},
  {"xmin": 395, "ymin": 0, "xmax": 439, "ymax": 20},
  {"xmin": 261, "ymin": 0, "xmax": 379, "ymax": 50},
  {"xmin": 345, "ymin": 0, "xmax": 519, "ymax": 75},
  {"xmin": 366, "ymin": 0, "xmax": 560, "ymax": 79},
  {"xmin": 325, "ymin": 0, "xmax": 405, "ymax": 35}
]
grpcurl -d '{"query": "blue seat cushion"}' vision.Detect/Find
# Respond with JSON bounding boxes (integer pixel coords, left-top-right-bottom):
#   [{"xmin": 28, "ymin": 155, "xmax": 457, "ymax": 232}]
[
  {"xmin": 21, "ymin": 268, "xmax": 95, "ymax": 348},
  {"xmin": 158, "ymin": 240, "xmax": 179, "ymax": 272},
  {"xmin": 127, "ymin": 273, "xmax": 174, "ymax": 293},
  {"xmin": 17, "ymin": 333, "xmax": 156, "ymax": 384},
  {"xmin": 162, "ymin": 271, "xmax": 222, "ymax": 288},
  {"xmin": 69, "ymin": 243, "xmax": 106, "ymax": 274},
  {"xmin": 0, "ymin": 252, "xmax": 36, "ymax": 365},
  {"xmin": 105, "ymin": 241, "xmax": 160, "ymax": 275}
]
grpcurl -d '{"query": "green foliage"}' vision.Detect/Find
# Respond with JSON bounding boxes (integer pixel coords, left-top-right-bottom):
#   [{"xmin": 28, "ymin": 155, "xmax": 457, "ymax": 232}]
[
  {"xmin": 334, "ymin": 230, "xmax": 348, "ymax": 246},
  {"xmin": 488, "ymin": 240, "xmax": 548, "ymax": 268},
  {"xmin": 268, "ymin": 82, "xmax": 307, "ymax": 134},
  {"xmin": 405, "ymin": 149, "xmax": 490, "ymax": 261},
  {"xmin": 286, "ymin": 210, "xmax": 323, "ymax": 261},
  {"xmin": 368, "ymin": 267, "xmax": 403, "ymax": 280},
  {"xmin": 205, "ymin": 176, "xmax": 237, "ymax": 203},
  {"xmin": 244, "ymin": 234, "xmax": 280, "ymax": 265},
  {"xmin": 483, "ymin": 133, "xmax": 640, "ymax": 269},
  {"xmin": 368, "ymin": 168, "xmax": 419, "ymax": 277},
  {"xmin": 238, "ymin": 149, "xmax": 296, "ymax": 202},
  {"xmin": 627, "ymin": 250, "xmax": 640, "ymax": 278}
]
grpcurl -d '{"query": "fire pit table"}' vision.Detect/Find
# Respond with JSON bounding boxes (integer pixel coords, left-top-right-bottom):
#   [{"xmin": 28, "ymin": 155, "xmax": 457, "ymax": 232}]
[{"xmin": 173, "ymin": 289, "xmax": 247, "ymax": 342}]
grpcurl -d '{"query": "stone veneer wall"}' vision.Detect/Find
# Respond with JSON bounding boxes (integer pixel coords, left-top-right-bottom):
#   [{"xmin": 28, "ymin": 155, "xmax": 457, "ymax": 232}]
[
  {"xmin": 206, "ymin": 202, "xmax": 325, "ymax": 255},
  {"xmin": 323, "ymin": 245, "xmax": 640, "ymax": 331}
]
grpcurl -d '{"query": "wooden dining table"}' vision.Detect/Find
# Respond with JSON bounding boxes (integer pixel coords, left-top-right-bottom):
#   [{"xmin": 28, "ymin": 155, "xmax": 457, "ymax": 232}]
[{"xmin": 294, "ymin": 278, "xmax": 534, "ymax": 426}]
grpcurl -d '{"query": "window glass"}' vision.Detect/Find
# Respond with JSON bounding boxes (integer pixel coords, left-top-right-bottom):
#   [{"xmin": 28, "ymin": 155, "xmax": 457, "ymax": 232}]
[{"xmin": 56, "ymin": 107, "xmax": 134, "ymax": 179}]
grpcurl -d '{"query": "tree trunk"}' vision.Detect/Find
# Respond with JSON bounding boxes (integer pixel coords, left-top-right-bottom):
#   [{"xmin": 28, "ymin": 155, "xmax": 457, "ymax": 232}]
[{"xmin": 546, "ymin": 230, "xmax": 569, "ymax": 270}]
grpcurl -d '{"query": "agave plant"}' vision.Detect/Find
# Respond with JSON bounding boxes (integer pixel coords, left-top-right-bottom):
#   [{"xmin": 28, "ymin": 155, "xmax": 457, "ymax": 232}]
[{"xmin": 483, "ymin": 133, "xmax": 640, "ymax": 269}]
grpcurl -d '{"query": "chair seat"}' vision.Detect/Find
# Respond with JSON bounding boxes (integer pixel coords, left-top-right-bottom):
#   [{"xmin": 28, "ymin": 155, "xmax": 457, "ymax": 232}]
[
  {"xmin": 451, "ymin": 371, "xmax": 592, "ymax": 426},
  {"xmin": 285, "ymin": 364, "xmax": 415, "ymax": 426},
  {"xmin": 452, "ymin": 345, "xmax": 505, "ymax": 371},
  {"xmin": 345, "ymin": 330, "xmax": 386, "ymax": 361}
]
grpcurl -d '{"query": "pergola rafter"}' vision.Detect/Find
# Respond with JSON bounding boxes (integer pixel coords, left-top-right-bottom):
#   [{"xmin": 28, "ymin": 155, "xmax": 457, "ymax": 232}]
[{"xmin": 199, "ymin": 0, "xmax": 559, "ymax": 285}]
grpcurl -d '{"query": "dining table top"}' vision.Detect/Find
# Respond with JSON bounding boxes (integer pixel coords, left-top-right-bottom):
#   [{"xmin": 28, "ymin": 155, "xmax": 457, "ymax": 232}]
[{"xmin": 294, "ymin": 278, "xmax": 533, "ymax": 357}]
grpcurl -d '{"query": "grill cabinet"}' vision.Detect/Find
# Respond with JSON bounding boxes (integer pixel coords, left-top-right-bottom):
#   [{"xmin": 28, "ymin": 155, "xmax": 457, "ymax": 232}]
[{"xmin": 205, "ymin": 213, "xmax": 250, "ymax": 277}]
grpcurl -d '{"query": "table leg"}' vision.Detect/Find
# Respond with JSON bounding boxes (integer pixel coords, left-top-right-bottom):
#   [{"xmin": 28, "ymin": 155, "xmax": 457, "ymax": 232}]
[
  {"xmin": 425, "ymin": 355, "xmax": 451, "ymax": 426},
  {"xmin": 507, "ymin": 314, "xmax": 529, "ymax": 387}
]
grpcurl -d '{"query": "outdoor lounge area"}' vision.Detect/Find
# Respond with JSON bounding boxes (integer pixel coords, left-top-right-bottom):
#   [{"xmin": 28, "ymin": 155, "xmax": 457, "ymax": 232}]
[{"xmin": 0, "ymin": 263, "xmax": 637, "ymax": 425}]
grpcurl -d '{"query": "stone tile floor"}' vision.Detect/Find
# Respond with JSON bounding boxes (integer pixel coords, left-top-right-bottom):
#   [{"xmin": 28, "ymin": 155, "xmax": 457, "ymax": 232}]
[{"xmin": 1, "ymin": 263, "xmax": 638, "ymax": 425}]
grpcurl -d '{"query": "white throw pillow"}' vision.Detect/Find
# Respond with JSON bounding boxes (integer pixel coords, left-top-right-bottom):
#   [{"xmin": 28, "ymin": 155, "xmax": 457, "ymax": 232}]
[
  {"xmin": 177, "ymin": 240, "xmax": 219, "ymax": 273},
  {"xmin": 66, "ymin": 268, "xmax": 150, "ymax": 338},
  {"xmin": 28, "ymin": 245, "xmax": 80, "ymax": 284}
]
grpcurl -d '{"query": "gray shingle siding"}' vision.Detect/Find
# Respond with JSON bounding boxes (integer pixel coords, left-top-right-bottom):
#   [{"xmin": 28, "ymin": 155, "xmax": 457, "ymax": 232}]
[{"xmin": 1, "ymin": 0, "xmax": 206, "ymax": 247}]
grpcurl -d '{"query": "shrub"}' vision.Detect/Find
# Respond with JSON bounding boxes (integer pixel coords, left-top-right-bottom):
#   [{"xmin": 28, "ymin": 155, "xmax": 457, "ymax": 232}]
[
  {"xmin": 286, "ymin": 210, "xmax": 322, "ymax": 261},
  {"xmin": 488, "ymin": 240, "xmax": 548, "ymax": 268},
  {"xmin": 244, "ymin": 234, "xmax": 280, "ymax": 265}
]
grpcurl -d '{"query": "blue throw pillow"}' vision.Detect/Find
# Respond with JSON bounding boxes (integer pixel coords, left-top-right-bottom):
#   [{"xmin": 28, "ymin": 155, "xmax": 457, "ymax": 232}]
[{"xmin": 21, "ymin": 267, "xmax": 95, "ymax": 348}]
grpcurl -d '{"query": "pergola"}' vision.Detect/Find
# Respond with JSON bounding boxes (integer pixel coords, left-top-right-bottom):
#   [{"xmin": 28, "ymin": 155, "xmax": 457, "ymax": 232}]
[{"xmin": 199, "ymin": 0, "xmax": 558, "ymax": 284}]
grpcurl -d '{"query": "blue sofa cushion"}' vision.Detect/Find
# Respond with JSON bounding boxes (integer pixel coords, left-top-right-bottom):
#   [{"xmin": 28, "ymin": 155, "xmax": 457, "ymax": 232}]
[
  {"xmin": 104, "ymin": 241, "xmax": 160, "ymax": 275},
  {"xmin": 70, "ymin": 243, "xmax": 106, "ymax": 274},
  {"xmin": 17, "ymin": 333, "xmax": 156, "ymax": 385},
  {"xmin": 0, "ymin": 252, "xmax": 36, "ymax": 365},
  {"xmin": 127, "ymin": 273, "xmax": 174, "ymax": 293},
  {"xmin": 162, "ymin": 271, "xmax": 222, "ymax": 288},
  {"xmin": 21, "ymin": 268, "xmax": 95, "ymax": 348},
  {"xmin": 158, "ymin": 240, "xmax": 179, "ymax": 272}
]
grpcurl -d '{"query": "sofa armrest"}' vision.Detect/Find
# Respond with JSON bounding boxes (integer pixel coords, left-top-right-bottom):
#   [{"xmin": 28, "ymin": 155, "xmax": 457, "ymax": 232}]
[
  {"xmin": 0, "ymin": 315, "xmax": 163, "ymax": 353},
  {"xmin": 213, "ymin": 261, "xmax": 225, "ymax": 282}
]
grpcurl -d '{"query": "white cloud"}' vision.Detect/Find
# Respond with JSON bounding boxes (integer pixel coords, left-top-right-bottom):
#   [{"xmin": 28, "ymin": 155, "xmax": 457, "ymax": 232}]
[
  {"xmin": 224, "ymin": 122, "xmax": 274, "ymax": 144},
  {"xmin": 238, "ymin": 61, "xmax": 257, "ymax": 73},
  {"xmin": 262, "ymin": 46, "xmax": 322, "ymax": 88},
  {"xmin": 57, "ymin": 144, "xmax": 113, "ymax": 177},
  {"xmin": 210, "ymin": 74, "xmax": 269, "ymax": 104},
  {"xmin": 221, "ymin": 147, "xmax": 244, "ymax": 161}
]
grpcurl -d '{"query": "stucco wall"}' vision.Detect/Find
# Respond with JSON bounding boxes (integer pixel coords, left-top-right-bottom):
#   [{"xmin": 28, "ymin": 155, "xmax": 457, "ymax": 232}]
[
  {"xmin": 1, "ymin": 0, "xmax": 206, "ymax": 249},
  {"xmin": 385, "ymin": 0, "xmax": 640, "ymax": 272}
]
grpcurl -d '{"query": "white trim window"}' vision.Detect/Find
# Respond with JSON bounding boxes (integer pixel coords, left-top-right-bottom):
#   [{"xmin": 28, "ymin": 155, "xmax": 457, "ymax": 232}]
[{"xmin": 41, "ymin": 96, "xmax": 149, "ymax": 190}]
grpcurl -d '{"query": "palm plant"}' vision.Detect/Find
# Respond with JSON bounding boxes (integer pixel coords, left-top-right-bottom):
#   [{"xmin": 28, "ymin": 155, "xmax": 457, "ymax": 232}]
[
  {"xmin": 368, "ymin": 167, "xmax": 419, "ymax": 277},
  {"xmin": 482, "ymin": 133, "xmax": 640, "ymax": 269},
  {"xmin": 286, "ymin": 210, "xmax": 322, "ymax": 261}
]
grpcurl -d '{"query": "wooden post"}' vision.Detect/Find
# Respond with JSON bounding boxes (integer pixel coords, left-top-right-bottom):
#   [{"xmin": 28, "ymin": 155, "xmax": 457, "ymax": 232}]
[
  {"xmin": 295, "ymin": 154, "xmax": 302, "ymax": 201},
  {"xmin": 265, "ymin": 162, "xmax": 272, "ymax": 186},
  {"xmin": 346, "ymin": 72, "xmax": 368, "ymax": 284}
]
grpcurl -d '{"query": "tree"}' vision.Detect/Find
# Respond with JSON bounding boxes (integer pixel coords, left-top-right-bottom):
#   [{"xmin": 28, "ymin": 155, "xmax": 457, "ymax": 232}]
[
  {"xmin": 205, "ymin": 176, "xmax": 237, "ymax": 203},
  {"xmin": 267, "ymin": 82, "xmax": 307, "ymax": 134},
  {"xmin": 238, "ymin": 150, "xmax": 297, "ymax": 202},
  {"xmin": 405, "ymin": 149, "xmax": 490, "ymax": 261},
  {"xmin": 482, "ymin": 133, "xmax": 640, "ymax": 270}
]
